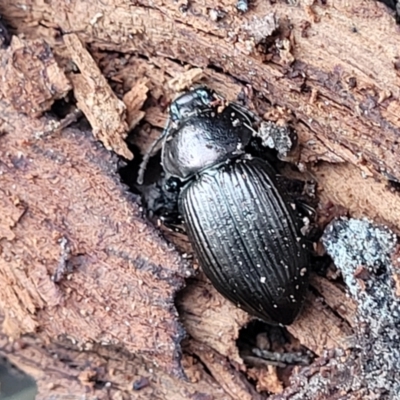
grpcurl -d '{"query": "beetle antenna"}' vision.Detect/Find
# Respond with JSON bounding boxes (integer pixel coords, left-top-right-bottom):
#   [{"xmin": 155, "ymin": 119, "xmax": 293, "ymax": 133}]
[{"xmin": 137, "ymin": 121, "xmax": 170, "ymax": 185}]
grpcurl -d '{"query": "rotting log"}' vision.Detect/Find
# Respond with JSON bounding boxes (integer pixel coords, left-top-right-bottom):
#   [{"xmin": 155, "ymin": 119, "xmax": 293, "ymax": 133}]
[
  {"xmin": 0, "ymin": 100, "xmax": 190, "ymax": 376},
  {"xmin": 2, "ymin": 0, "xmax": 400, "ymax": 179},
  {"xmin": 0, "ymin": 0, "xmax": 400, "ymax": 399},
  {"xmin": 0, "ymin": 315, "xmax": 256, "ymax": 400}
]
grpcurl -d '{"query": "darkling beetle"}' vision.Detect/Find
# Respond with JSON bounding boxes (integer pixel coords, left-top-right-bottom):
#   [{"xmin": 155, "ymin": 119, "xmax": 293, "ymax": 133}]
[{"xmin": 138, "ymin": 87, "xmax": 309, "ymax": 325}]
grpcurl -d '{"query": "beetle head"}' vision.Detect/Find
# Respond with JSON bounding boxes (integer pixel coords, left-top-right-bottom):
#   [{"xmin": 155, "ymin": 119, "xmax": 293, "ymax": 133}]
[{"xmin": 169, "ymin": 87, "xmax": 217, "ymax": 123}]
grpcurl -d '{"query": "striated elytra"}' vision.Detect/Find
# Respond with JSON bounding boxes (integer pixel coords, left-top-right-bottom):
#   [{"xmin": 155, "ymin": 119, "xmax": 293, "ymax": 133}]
[
  {"xmin": 181, "ymin": 157, "xmax": 309, "ymax": 324},
  {"xmin": 140, "ymin": 87, "xmax": 309, "ymax": 325}
]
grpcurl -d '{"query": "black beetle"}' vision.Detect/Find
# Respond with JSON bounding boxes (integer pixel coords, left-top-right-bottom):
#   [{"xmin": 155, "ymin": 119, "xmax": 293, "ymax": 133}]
[{"xmin": 139, "ymin": 87, "xmax": 309, "ymax": 325}]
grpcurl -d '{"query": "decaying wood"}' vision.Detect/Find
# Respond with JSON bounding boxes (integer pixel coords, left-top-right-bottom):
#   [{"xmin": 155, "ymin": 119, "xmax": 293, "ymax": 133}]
[
  {"xmin": 123, "ymin": 78, "xmax": 149, "ymax": 130},
  {"xmin": 0, "ymin": 36, "xmax": 71, "ymax": 117},
  {"xmin": 2, "ymin": 0, "xmax": 400, "ymax": 179},
  {"xmin": 0, "ymin": 0, "xmax": 400, "ymax": 398},
  {"xmin": 178, "ymin": 275, "xmax": 250, "ymax": 367},
  {"xmin": 64, "ymin": 33, "xmax": 133, "ymax": 160},
  {"xmin": 0, "ymin": 316, "xmax": 240, "ymax": 400},
  {"xmin": 0, "ymin": 85, "xmax": 191, "ymax": 377},
  {"xmin": 314, "ymin": 162, "xmax": 400, "ymax": 234}
]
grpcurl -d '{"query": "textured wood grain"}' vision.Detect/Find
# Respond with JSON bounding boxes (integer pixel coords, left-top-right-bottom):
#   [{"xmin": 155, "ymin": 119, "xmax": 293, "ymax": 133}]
[
  {"xmin": 2, "ymin": 0, "xmax": 399, "ymax": 179},
  {"xmin": 0, "ymin": 95, "xmax": 190, "ymax": 376},
  {"xmin": 64, "ymin": 33, "xmax": 133, "ymax": 160},
  {"xmin": 0, "ymin": 316, "xmax": 238, "ymax": 400},
  {"xmin": 0, "ymin": 36, "xmax": 71, "ymax": 117}
]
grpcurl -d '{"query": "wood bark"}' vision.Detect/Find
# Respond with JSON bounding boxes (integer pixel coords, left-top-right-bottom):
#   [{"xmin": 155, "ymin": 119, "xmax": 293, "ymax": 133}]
[{"xmin": 0, "ymin": 0, "xmax": 399, "ymax": 399}]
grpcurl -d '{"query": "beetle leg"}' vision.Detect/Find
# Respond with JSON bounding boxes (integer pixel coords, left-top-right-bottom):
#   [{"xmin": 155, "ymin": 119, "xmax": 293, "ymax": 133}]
[
  {"xmin": 137, "ymin": 120, "xmax": 172, "ymax": 185},
  {"xmin": 252, "ymin": 347, "xmax": 313, "ymax": 366},
  {"xmin": 240, "ymin": 325, "xmax": 313, "ymax": 367},
  {"xmin": 139, "ymin": 173, "xmax": 185, "ymax": 231}
]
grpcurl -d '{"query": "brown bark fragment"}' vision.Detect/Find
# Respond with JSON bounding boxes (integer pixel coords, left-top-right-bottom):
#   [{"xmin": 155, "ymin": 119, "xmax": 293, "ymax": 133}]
[
  {"xmin": 288, "ymin": 292, "xmax": 352, "ymax": 356},
  {"xmin": 310, "ymin": 275, "xmax": 357, "ymax": 327},
  {"xmin": 178, "ymin": 276, "xmax": 250, "ymax": 367},
  {"xmin": 0, "ymin": 191, "xmax": 26, "ymax": 241},
  {"xmin": 144, "ymin": 107, "xmax": 167, "ymax": 129},
  {"xmin": 314, "ymin": 162, "xmax": 400, "ymax": 233},
  {"xmin": 64, "ymin": 33, "xmax": 133, "ymax": 160},
  {"xmin": 296, "ymin": 122, "xmax": 345, "ymax": 165},
  {"xmin": 0, "ymin": 97, "xmax": 189, "ymax": 376},
  {"xmin": 123, "ymin": 78, "xmax": 149, "ymax": 130},
  {"xmin": 0, "ymin": 324, "xmax": 236, "ymax": 400},
  {"xmin": 188, "ymin": 340, "xmax": 264, "ymax": 400},
  {"xmin": 167, "ymin": 67, "xmax": 204, "ymax": 92},
  {"xmin": 129, "ymin": 123, "xmax": 162, "ymax": 157},
  {"xmin": 241, "ymin": 12, "xmax": 278, "ymax": 45},
  {"xmin": 247, "ymin": 366, "xmax": 283, "ymax": 394},
  {"xmin": 0, "ymin": 36, "xmax": 71, "ymax": 117}
]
